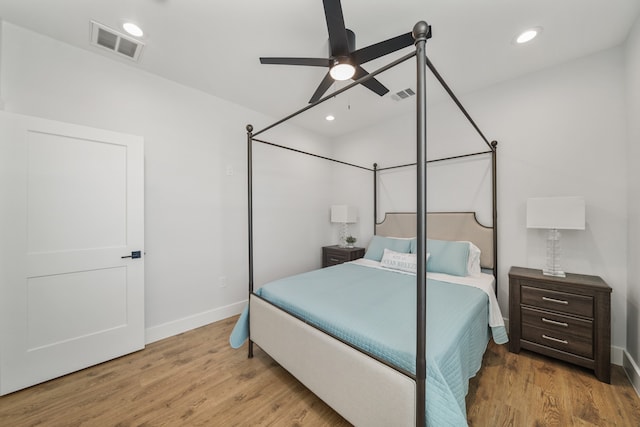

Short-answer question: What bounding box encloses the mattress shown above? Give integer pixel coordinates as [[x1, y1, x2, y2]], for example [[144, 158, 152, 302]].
[[231, 261, 508, 426]]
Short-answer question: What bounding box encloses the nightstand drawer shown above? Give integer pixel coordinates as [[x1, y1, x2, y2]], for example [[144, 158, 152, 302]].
[[521, 284, 593, 318], [324, 249, 349, 264], [522, 306, 592, 340], [523, 324, 593, 359], [322, 246, 365, 268]]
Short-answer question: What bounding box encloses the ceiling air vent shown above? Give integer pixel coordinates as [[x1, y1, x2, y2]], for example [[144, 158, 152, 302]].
[[391, 88, 416, 101], [90, 21, 144, 62]]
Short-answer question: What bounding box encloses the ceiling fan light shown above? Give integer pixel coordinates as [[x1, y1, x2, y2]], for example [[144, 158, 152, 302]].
[[330, 62, 355, 81]]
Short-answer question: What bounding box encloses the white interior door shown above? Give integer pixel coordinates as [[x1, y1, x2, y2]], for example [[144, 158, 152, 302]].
[[0, 112, 144, 395]]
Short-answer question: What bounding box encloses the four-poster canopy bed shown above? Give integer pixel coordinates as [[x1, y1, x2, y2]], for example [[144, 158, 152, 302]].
[[231, 21, 507, 426]]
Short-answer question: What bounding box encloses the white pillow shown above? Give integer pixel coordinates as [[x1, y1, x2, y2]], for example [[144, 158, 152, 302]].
[[380, 248, 419, 274], [465, 241, 482, 276]]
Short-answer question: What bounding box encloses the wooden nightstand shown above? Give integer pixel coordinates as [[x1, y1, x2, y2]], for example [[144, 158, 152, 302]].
[[509, 266, 612, 383], [322, 245, 365, 268]]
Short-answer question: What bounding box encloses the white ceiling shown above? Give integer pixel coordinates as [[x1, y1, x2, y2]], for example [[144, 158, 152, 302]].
[[1, 0, 639, 137]]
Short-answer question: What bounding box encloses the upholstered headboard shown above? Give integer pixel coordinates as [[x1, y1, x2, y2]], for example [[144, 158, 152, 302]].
[[375, 212, 494, 269]]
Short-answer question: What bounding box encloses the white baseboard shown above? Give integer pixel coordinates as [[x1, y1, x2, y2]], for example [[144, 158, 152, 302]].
[[145, 300, 247, 344], [623, 350, 640, 398]]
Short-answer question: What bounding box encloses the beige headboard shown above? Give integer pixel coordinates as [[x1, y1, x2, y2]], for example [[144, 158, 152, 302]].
[[375, 212, 494, 269]]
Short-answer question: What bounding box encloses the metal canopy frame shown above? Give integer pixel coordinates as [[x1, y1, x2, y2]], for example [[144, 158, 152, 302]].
[[245, 21, 497, 427]]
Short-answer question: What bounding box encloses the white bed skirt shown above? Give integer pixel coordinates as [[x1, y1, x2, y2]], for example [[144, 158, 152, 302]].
[[250, 295, 416, 426]]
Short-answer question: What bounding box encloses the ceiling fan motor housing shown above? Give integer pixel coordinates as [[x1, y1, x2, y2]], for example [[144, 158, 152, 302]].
[[339, 29, 356, 55]]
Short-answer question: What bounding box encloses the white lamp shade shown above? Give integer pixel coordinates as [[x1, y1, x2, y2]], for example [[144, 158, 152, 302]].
[[526, 197, 585, 230], [331, 205, 357, 223]]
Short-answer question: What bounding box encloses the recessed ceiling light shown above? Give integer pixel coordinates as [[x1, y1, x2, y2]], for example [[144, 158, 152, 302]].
[[123, 22, 144, 37], [326, 115, 335, 121], [515, 27, 542, 44]]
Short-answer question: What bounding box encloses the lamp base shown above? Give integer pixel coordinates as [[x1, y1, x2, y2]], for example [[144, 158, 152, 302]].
[[542, 268, 566, 278], [544, 228, 565, 277], [338, 222, 349, 248]]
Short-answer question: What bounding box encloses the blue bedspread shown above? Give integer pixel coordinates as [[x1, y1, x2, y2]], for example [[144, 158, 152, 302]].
[[230, 262, 508, 426]]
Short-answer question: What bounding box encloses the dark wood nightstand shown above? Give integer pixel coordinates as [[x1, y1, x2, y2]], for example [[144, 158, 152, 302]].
[[509, 266, 612, 383], [322, 245, 365, 268]]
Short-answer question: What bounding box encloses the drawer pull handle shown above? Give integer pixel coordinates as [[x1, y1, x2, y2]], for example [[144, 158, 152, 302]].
[[329, 258, 341, 262], [542, 318, 569, 327], [542, 334, 568, 345], [542, 296, 569, 305]]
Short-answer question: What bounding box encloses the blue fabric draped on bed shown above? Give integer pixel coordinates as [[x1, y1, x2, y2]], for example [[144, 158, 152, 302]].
[[230, 262, 508, 426]]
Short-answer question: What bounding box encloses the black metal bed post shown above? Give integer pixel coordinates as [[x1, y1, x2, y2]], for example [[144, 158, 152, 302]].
[[414, 21, 430, 427], [373, 163, 378, 235], [246, 124, 254, 359], [491, 140, 498, 291]]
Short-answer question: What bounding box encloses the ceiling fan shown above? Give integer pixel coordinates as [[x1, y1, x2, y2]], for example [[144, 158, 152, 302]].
[[259, 0, 415, 103]]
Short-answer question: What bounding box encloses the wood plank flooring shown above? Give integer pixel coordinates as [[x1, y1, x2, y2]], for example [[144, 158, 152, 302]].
[[465, 340, 640, 426], [1, 315, 639, 426]]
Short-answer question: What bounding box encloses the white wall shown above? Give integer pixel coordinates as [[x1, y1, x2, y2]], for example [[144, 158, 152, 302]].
[[331, 94, 495, 240], [251, 125, 335, 285], [333, 47, 629, 350], [481, 48, 627, 353], [0, 20, 3, 108], [0, 22, 333, 342], [625, 14, 640, 389]]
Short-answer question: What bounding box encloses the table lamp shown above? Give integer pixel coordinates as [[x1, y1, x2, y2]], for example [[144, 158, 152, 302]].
[[330, 205, 357, 248], [526, 196, 585, 277]]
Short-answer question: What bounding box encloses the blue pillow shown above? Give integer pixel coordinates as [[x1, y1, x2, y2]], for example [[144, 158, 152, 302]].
[[426, 239, 470, 277], [364, 236, 412, 261], [410, 238, 417, 254]]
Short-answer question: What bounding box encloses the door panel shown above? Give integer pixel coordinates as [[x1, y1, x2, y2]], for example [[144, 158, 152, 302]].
[[27, 267, 128, 350], [0, 112, 144, 395], [27, 131, 127, 253]]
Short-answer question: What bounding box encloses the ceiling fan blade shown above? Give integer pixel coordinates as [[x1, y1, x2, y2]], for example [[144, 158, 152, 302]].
[[260, 57, 332, 67], [309, 72, 335, 103], [353, 66, 389, 97], [323, 0, 350, 56], [351, 32, 414, 65]]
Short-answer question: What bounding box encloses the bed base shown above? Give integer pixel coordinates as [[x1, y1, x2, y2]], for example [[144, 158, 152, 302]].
[[250, 295, 416, 427]]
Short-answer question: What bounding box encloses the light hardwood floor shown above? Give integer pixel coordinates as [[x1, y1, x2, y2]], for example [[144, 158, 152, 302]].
[[1, 315, 639, 426]]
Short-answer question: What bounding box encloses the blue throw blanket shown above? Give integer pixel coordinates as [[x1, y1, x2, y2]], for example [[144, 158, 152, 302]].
[[230, 262, 508, 426]]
